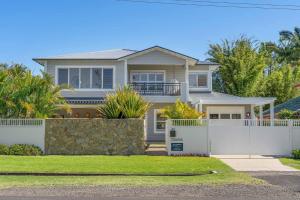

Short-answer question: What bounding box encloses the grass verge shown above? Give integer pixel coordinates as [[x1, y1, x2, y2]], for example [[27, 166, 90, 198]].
[[0, 156, 263, 188], [280, 158, 300, 170], [0, 173, 262, 188]]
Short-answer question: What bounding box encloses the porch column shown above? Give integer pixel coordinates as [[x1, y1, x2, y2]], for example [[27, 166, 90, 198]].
[[259, 105, 263, 126], [124, 59, 128, 86], [185, 60, 189, 100], [250, 104, 255, 120], [270, 102, 274, 126]]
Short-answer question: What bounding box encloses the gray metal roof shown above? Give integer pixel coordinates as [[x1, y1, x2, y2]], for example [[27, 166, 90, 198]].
[[264, 96, 300, 115], [34, 49, 137, 60], [33, 46, 219, 65]]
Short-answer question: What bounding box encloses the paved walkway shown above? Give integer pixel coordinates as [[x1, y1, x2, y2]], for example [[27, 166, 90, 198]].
[[212, 155, 298, 172]]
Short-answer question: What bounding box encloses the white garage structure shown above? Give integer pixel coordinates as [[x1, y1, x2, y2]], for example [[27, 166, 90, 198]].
[[190, 92, 276, 123]]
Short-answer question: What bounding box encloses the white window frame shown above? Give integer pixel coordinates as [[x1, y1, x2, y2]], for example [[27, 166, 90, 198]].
[[207, 106, 245, 120], [154, 109, 166, 134], [188, 71, 211, 91], [130, 70, 166, 83], [55, 65, 116, 91]]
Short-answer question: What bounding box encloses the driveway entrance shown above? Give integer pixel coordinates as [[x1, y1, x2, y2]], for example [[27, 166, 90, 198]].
[[213, 155, 298, 171]]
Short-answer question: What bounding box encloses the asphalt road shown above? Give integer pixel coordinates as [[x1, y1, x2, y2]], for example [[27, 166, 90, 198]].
[[0, 172, 300, 200]]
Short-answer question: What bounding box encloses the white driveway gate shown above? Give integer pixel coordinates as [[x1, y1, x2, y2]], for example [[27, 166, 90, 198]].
[[166, 119, 300, 156]]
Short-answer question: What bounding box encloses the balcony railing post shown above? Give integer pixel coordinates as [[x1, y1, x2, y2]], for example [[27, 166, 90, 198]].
[[129, 82, 181, 96]]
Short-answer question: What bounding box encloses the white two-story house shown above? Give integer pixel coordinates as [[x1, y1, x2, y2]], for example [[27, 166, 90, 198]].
[[34, 46, 276, 142]]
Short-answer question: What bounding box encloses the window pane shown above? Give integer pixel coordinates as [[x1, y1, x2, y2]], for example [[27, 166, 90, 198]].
[[149, 73, 155, 82], [69, 68, 79, 88], [132, 74, 139, 82], [92, 68, 102, 88], [81, 68, 90, 88], [156, 112, 167, 121], [156, 73, 164, 82], [189, 74, 197, 88], [156, 122, 166, 131], [103, 68, 113, 89], [198, 74, 207, 87], [140, 74, 147, 82], [220, 114, 230, 119], [232, 114, 242, 119], [58, 69, 68, 85], [210, 114, 219, 119]]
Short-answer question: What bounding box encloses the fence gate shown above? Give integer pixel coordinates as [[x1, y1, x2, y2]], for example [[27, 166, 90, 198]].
[[166, 119, 300, 156]]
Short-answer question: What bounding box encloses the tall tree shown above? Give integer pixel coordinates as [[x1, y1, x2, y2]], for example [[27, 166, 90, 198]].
[[208, 36, 266, 97], [0, 64, 69, 118], [262, 64, 300, 104], [263, 27, 300, 66]]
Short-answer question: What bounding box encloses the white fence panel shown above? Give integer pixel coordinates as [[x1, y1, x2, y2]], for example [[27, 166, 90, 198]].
[[250, 126, 291, 156], [292, 126, 300, 150], [209, 126, 250, 155], [166, 120, 208, 155], [0, 119, 45, 151], [166, 119, 300, 156]]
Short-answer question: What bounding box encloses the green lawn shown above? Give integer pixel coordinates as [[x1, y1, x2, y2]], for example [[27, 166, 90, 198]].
[[280, 158, 300, 170], [0, 173, 261, 188], [0, 156, 232, 174], [0, 156, 262, 188]]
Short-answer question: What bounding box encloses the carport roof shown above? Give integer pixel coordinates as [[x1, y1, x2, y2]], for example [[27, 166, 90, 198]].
[[189, 92, 276, 106]]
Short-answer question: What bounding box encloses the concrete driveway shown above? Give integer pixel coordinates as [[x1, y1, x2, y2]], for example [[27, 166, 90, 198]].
[[213, 155, 298, 171]]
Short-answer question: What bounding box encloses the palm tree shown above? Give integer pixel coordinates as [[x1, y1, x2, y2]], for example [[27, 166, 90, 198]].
[[273, 27, 300, 65]]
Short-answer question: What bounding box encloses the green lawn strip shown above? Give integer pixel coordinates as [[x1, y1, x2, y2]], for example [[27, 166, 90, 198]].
[[0, 173, 262, 188], [280, 158, 300, 170], [0, 156, 232, 175]]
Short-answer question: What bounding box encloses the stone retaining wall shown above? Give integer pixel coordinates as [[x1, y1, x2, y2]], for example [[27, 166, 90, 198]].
[[45, 119, 145, 155]]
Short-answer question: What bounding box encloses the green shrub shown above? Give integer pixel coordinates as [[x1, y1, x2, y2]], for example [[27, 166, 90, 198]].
[[98, 86, 151, 119], [0, 144, 9, 155], [9, 144, 43, 156], [278, 109, 295, 119], [162, 100, 205, 119], [292, 149, 300, 159]]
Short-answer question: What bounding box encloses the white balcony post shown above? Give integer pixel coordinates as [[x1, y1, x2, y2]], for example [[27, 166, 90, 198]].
[[270, 102, 274, 126], [259, 105, 263, 126], [185, 60, 189, 101], [199, 102, 203, 112], [180, 82, 188, 102], [124, 59, 128, 86]]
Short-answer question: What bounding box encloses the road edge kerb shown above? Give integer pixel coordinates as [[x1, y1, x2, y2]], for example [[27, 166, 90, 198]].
[[0, 171, 214, 176]]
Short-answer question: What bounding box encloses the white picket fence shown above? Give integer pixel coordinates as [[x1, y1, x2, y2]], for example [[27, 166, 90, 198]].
[[166, 119, 300, 156], [0, 119, 45, 151]]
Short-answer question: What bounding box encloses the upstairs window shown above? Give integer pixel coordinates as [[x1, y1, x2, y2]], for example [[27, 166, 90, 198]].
[[131, 72, 164, 83], [57, 67, 114, 89], [189, 72, 208, 88]]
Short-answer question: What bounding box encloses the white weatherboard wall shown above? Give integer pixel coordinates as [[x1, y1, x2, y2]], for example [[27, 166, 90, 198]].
[[166, 119, 300, 156], [0, 119, 45, 151]]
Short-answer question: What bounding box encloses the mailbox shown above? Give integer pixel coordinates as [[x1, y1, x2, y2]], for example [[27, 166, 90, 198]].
[[170, 128, 176, 137]]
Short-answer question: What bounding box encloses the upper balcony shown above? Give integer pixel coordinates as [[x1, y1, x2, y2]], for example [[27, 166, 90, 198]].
[[129, 82, 181, 96], [128, 82, 188, 103]]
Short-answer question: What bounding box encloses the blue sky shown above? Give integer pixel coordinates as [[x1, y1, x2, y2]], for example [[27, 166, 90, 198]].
[[0, 0, 299, 74]]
